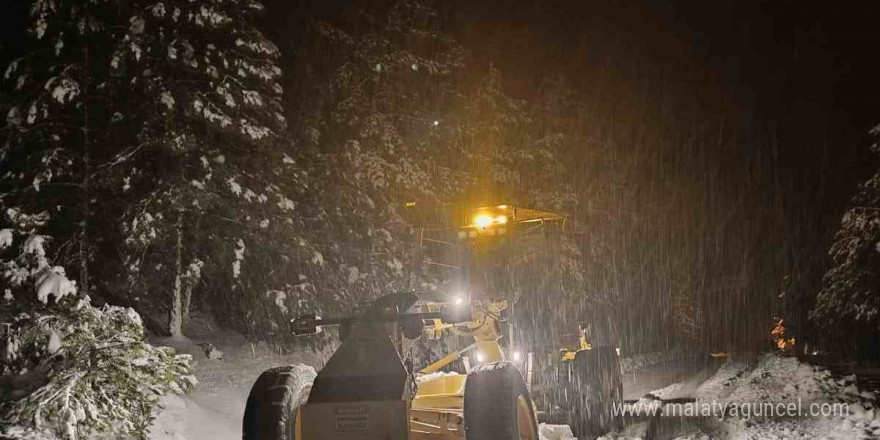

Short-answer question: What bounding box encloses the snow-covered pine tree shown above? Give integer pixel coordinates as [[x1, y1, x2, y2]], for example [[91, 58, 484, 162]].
[[1, 0, 124, 295], [108, 0, 292, 337], [812, 124, 880, 328], [0, 220, 194, 440], [293, 0, 466, 305]]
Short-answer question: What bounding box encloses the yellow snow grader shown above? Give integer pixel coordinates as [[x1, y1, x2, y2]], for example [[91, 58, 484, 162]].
[[242, 205, 622, 440]]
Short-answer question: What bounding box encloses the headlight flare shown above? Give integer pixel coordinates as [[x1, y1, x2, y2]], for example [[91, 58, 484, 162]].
[[473, 214, 493, 228]]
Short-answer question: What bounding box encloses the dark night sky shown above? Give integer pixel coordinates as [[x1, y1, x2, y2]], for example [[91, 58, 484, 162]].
[[255, 0, 880, 188], [461, 0, 879, 145], [4, 0, 877, 164]]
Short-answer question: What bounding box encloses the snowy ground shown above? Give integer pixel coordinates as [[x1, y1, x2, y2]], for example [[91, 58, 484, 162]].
[[622, 351, 719, 401], [147, 321, 331, 440], [597, 353, 880, 440], [147, 329, 878, 440]]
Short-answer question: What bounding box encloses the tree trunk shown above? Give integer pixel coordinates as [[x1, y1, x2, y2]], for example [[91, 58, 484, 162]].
[[79, 46, 91, 295], [169, 209, 184, 338], [182, 216, 202, 325], [182, 282, 193, 325]]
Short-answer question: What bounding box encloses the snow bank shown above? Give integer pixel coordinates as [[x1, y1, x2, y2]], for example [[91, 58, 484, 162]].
[[538, 423, 575, 440], [146, 321, 331, 440], [695, 354, 869, 407], [0, 426, 60, 440], [693, 354, 879, 440], [149, 395, 189, 440], [600, 354, 880, 439]]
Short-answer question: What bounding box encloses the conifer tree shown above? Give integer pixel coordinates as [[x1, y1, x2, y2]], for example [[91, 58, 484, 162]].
[[108, 0, 291, 337], [812, 125, 880, 328]]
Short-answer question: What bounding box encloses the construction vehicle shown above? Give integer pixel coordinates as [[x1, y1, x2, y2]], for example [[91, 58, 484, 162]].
[[242, 204, 622, 440]]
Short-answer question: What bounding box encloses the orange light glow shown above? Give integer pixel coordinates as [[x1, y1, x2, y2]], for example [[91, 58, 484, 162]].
[[474, 214, 493, 228]]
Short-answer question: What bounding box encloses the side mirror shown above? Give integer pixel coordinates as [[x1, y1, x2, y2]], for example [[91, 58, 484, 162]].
[[291, 314, 318, 335]]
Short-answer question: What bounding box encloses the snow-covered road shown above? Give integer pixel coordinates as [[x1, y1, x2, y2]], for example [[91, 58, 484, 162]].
[[148, 331, 328, 440], [622, 353, 723, 402], [148, 333, 878, 440], [148, 333, 724, 440]]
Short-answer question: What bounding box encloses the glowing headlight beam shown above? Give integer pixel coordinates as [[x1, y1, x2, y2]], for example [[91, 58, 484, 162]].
[[474, 214, 493, 228]]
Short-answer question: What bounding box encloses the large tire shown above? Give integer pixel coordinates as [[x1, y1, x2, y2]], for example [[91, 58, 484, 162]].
[[243, 364, 317, 440], [568, 348, 623, 438], [464, 362, 539, 440]]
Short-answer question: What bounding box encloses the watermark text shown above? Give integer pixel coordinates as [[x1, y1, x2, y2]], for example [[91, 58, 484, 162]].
[[613, 399, 849, 421]]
